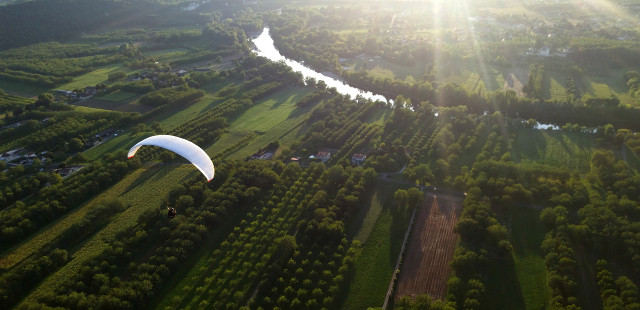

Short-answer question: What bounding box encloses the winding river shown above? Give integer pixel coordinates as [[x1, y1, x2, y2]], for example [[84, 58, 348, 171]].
[[252, 28, 388, 102], [251, 28, 568, 131]]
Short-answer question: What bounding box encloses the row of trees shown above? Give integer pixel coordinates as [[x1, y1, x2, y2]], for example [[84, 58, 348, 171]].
[[523, 64, 545, 100], [448, 187, 512, 310], [0, 151, 141, 244], [595, 260, 640, 310], [540, 206, 582, 310], [21, 160, 283, 310]]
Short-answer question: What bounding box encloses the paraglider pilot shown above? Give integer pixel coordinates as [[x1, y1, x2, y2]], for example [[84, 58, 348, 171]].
[[167, 207, 177, 219]]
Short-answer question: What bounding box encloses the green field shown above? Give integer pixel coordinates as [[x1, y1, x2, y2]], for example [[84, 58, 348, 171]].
[[0, 81, 48, 96], [97, 90, 140, 102], [546, 74, 567, 101], [206, 87, 314, 158], [442, 63, 505, 93], [511, 128, 595, 173], [57, 63, 143, 91], [506, 207, 548, 310], [83, 81, 233, 161], [73, 98, 153, 113], [142, 47, 188, 61], [581, 75, 636, 106], [340, 181, 412, 310], [20, 165, 199, 304], [344, 58, 426, 82], [440, 68, 474, 86]]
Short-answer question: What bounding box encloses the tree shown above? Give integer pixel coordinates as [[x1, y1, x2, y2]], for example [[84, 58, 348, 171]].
[[407, 187, 423, 207], [394, 189, 408, 207], [176, 195, 194, 209], [151, 121, 164, 134], [317, 80, 327, 91], [305, 77, 316, 87], [37, 93, 53, 101], [540, 207, 557, 227], [131, 123, 146, 135], [69, 138, 84, 152], [494, 55, 510, 67], [48, 173, 63, 185], [159, 151, 175, 163]]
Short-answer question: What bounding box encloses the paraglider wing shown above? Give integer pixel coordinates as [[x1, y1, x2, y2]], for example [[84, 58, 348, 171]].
[[128, 135, 215, 181]]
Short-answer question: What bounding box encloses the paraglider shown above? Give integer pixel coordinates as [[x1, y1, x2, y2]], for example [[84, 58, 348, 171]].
[[127, 135, 215, 181], [167, 207, 177, 219]]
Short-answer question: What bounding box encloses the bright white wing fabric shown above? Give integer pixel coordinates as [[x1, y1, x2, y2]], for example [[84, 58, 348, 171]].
[[128, 135, 215, 181]]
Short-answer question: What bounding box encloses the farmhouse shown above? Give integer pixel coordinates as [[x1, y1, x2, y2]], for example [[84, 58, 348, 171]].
[[251, 150, 267, 160], [351, 153, 366, 165], [316, 151, 331, 162]]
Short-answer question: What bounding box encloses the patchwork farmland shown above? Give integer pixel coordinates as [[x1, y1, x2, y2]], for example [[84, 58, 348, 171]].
[[395, 193, 464, 301]]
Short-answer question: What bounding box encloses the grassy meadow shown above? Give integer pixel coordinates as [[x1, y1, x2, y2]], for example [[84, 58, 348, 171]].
[[97, 90, 140, 102], [340, 181, 412, 310], [506, 207, 549, 310], [511, 128, 596, 173], [57, 63, 145, 91], [206, 86, 314, 158]]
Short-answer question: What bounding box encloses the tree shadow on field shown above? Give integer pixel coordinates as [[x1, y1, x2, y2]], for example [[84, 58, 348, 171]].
[[485, 254, 527, 310]]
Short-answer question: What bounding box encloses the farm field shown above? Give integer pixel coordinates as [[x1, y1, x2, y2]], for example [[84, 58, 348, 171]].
[[484, 207, 548, 310], [581, 75, 637, 106], [394, 193, 463, 301], [340, 181, 412, 310], [57, 63, 144, 91], [0, 81, 48, 96], [474, 67, 506, 93], [440, 68, 474, 86], [0, 167, 159, 270], [545, 73, 567, 101], [210, 87, 315, 158], [96, 90, 140, 102], [511, 128, 596, 173], [18, 165, 198, 305], [503, 67, 529, 97], [83, 82, 231, 161], [150, 200, 251, 310], [343, 57, 427, 82], [73, 98, 153, 113], [141, 47, 188, 61]]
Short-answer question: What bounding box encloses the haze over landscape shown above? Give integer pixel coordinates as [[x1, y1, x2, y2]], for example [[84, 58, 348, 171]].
[[1, 1, 640, 310]]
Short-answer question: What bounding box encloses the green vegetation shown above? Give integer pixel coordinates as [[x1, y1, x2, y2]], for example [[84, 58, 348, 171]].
[[511, 128, 596, 173], [4, 2, 640, 310], [505, 207, 548, 310], [96, 91, 140, 102], [341, 182, 410, 310]]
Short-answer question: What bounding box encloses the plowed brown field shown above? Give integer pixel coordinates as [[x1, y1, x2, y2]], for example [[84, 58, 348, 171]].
[[394, 193, 464, 301]]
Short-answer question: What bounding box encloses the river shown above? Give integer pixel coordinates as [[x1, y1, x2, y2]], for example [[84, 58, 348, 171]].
[[251, 28, 570, 131], [252, 28, 388, 102]]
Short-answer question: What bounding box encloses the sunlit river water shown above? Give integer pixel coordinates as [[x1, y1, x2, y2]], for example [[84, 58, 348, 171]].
[[252, 28, 388, 102]]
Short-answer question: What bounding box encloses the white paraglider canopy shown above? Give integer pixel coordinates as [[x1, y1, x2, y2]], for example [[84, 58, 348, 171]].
[[128, 135, 215, 181]]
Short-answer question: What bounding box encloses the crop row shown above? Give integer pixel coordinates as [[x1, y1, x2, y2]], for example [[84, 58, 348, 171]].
[[174, 163, 327, 309]]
